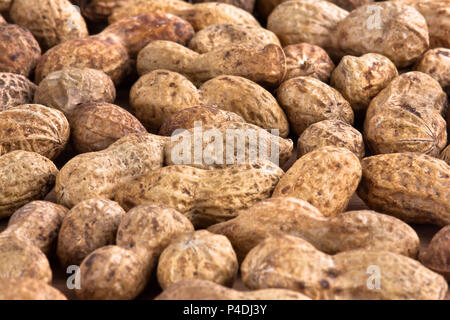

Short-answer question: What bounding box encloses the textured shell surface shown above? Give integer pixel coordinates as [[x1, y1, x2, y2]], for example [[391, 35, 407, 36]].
[[0, 104, 70, 160], [0, 151, 58, 219], [0, 73, 37, 112]]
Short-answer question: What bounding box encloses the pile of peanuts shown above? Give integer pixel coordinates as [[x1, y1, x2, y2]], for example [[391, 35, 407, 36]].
[[0, 0, 449, 300]]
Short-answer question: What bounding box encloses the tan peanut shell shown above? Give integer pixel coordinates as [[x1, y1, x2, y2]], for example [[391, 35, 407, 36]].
[[0, 24, 41, 77], [241, 235, 448, 300], [77, 245, 147, 300], [209, 197, 420, 261], [189, 23, 280, 54], [0, 151, 58, 219], [267, 0, 348, 49], [277, 76, 354, 136], [70, 102, 147, 153], [55, 133, 168, 208], [164, 122, 294, 168], [109, 2, 260, 31], [157, 230, 238, 289], [137, 41, 287, 88], [159, 106, 245, 136], [156, 279, 311, 300], [0, 0, 8, 12], [335, 2, 429, 68], [331, 53, 398, 113], [0, 234, 52, 283], [199, 76, 290, 137], [272, 147, 362, 217], [5, 201, 68, 255], [9, 0, 88, 50], [358, 153, 450, 226], [57, 199, 126, 267], [100, 13, 194, 58], [130, 70, 202, 132], [0, 14, 5, 24], [420, 225, 450, 280], [0, 278, 67, 300], [441, 145, 450, 165], [397, 0, 450, 49], [34, 67, 116, 118], [364, 72, 447, 156], [0, 73, 37, 112], [283, 43, 335, 83], [297, 120, 365, 159], [115, 162, 284, 227], [414, 48, 450, 94], [116, 204, 194, 264], [0, 104, 70, 160], [35, 34, 129, 85]]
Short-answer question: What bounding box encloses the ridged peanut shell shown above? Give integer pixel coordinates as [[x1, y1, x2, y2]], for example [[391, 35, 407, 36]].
[[277, 76, 354, 135], [0, 104, 70, 160], [331, 53, 398, 112], [0, 24, 41, 77], [10, 0, 88, 50], [5, 201, 68, 255], [193, 0, 255, 12], [199, 75, 290, 137], [115, 162, 284, 227], [272, 147, 362, 217], [130, 70, 202, 132], [189, 23, 280, 54], [0, 151, 58, 219], [267, 0, 348, 49], [241, 235, 448, 300], [283, 43, 335, 83], [414, 48, 450, 94], [57, 199, 126, 267], [0, 234, 52, 283], [165, 122, 294, 168], [116, 205, 194, 266], [157, 230, 238, 289], [55, 133, 168, 208], [156, 279, 311, 300], [420, 225, 450, 280], [34, 67, 116, 118], [0, 278, 67, 300], [358, 153, 450, 226], [209, 197, 419, 261], [35, 34, 129, 85], [159, 106, 245, 136], [0, 73, 37, 112], [70, 102, 147, 153], [297, 120, 364, 159], [137, 41, 287, 88], [335, 2, 429, 67]]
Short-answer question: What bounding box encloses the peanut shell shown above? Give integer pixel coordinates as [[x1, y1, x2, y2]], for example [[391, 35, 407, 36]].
[[420, 225, 450, 280], [241, 235, 448, 300], [414, 48, 450, 94], [0, 24, 41, 77], [115, 162, 284, 227], [0, 104, 70, 160], [277, 76, 354, 136], [70, 102, 147, 153], [0, 151, 58, 219], [157, 230, 238, 289], [10, 0, 88, 50], [358, 152, 450, 226], [441, 145, 450, 165], [57, 199, 126, 267], [272, 147, 362, 217], [34, 67, 116, 118], [0, 72, 37, 112], [0, 278, 67, 300]]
